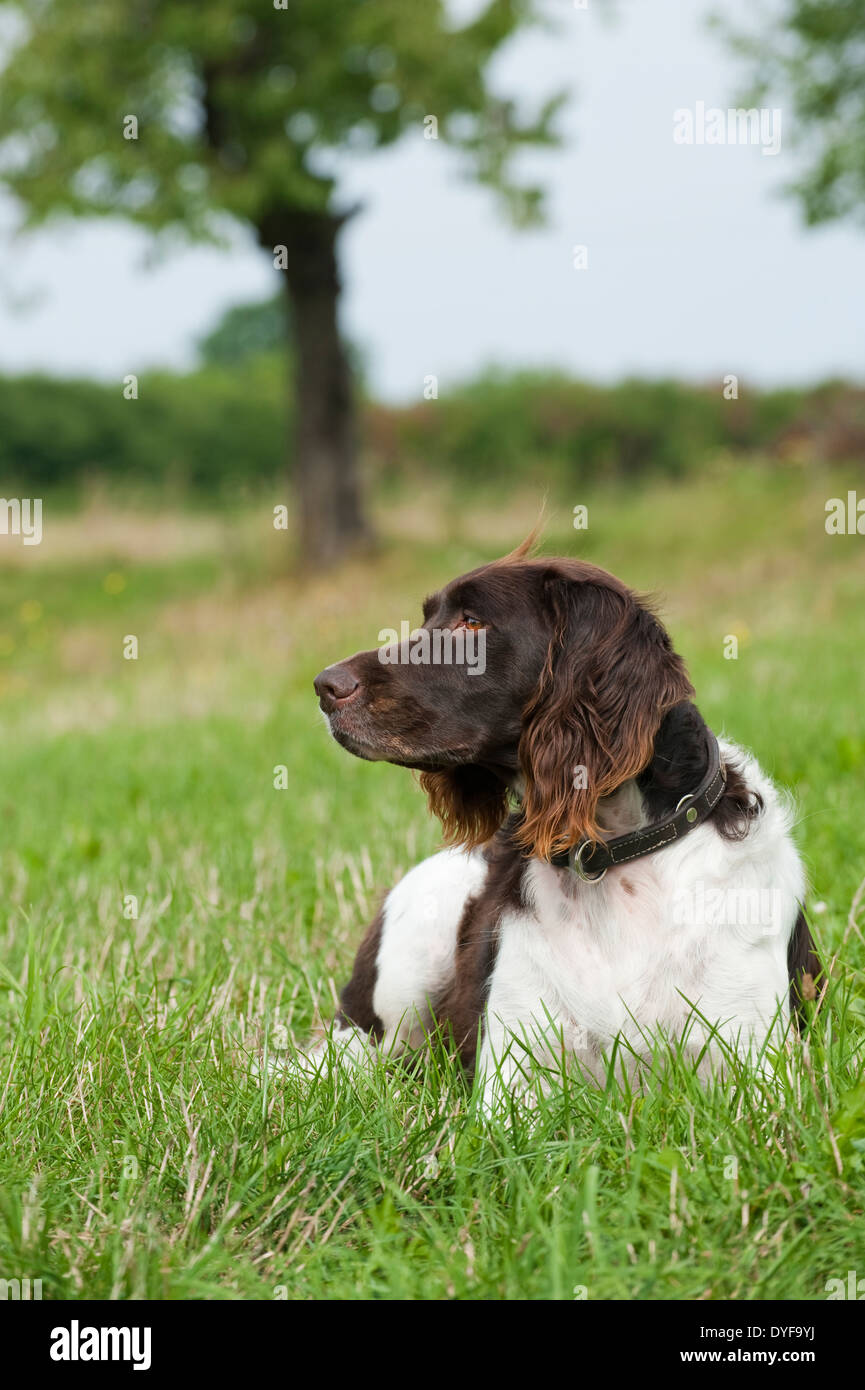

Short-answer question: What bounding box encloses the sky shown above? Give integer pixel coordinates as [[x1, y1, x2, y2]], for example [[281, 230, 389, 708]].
[[0, 0, 862, 403]]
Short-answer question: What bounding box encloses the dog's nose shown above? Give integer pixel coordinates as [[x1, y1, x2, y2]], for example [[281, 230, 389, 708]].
[[314, 665, 360, 711]]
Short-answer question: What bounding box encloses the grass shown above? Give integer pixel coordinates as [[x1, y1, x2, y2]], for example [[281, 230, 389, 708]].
[[0, 460, 863, 1301]]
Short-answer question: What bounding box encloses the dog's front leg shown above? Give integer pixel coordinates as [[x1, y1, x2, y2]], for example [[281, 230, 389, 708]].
[[297, 848, 491, 1075], [474, 936, 567, 1113]]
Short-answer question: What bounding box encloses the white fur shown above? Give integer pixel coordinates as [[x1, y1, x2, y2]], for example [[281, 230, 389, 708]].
[[310, 741, 806, 1108], [372, 846, 489, 1046], [478, 741, 804, 1106]]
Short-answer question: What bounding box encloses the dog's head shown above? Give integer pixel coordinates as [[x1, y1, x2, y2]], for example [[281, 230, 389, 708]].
[[314, 546, 693, 858]]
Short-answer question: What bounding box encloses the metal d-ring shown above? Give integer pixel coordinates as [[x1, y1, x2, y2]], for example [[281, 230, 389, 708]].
[[675, 792, 699, 824], [571, 840, 608, 883]]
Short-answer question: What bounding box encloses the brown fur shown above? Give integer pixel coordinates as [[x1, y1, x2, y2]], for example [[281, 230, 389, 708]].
[[418, 557, 694, 859], [337, 908, 385, 1039], [432, 820, 527, 1069], [787, 907, 822, 1026], [513, 560, 693, 858], [418, 765, 511, 851]]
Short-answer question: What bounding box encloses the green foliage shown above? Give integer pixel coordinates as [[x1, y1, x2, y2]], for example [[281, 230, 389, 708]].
[[0, 358, 286, 492], [720, 0, 865, 225], [194, 293, 370, 381], [2, 364, 865, 493], [0, 0, 561, 236], [197, 295, 288, 367], [378, 371, 865, 482]]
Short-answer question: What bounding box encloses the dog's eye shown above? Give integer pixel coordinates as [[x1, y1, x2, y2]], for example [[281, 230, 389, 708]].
[[459, 614, 485, 630]]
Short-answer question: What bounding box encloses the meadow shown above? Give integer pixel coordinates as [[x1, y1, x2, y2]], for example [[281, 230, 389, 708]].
[[0, 460, 863, 1301]]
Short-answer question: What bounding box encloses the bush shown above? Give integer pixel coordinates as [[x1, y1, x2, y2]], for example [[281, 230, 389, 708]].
[[0, 357, 287, 495], [0, 362, 862, 496], [366, 370, 863, 485]]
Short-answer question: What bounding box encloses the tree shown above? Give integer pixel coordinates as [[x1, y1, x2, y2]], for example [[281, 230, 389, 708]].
[[721, 0, 865, 226], [0, 1, 560, 565], [197, 295, 287, 368]]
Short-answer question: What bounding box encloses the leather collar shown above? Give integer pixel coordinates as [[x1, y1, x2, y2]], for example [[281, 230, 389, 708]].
[[550, 732, 727, 881]]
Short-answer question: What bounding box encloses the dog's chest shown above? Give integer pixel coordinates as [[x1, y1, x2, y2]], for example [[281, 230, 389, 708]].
[[488, 827, 793, 1054], [522, 857, 706, 1037]]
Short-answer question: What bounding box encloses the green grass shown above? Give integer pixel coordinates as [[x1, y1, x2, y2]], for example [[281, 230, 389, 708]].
[[0, 462, 863, 1300]]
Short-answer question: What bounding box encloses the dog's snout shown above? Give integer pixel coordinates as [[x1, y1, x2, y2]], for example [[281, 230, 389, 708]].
[[314, 664, 360, 712]]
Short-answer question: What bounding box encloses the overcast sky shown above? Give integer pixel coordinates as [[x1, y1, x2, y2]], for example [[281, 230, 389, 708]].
[[0, 0, 862, 402]]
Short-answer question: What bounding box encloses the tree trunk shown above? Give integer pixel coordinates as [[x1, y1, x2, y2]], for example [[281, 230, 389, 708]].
[[258, 207, 371, 567]]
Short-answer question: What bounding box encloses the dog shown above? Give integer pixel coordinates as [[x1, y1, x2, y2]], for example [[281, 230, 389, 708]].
[[309, 542, 819, 1106]]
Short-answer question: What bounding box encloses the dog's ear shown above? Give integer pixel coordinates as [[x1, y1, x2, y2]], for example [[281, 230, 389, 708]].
[[517, 572, 693, 859], [418, 765, 509, 850]]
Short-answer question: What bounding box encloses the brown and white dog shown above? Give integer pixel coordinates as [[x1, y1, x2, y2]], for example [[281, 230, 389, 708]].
[[309, 543, 818, 1106]]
